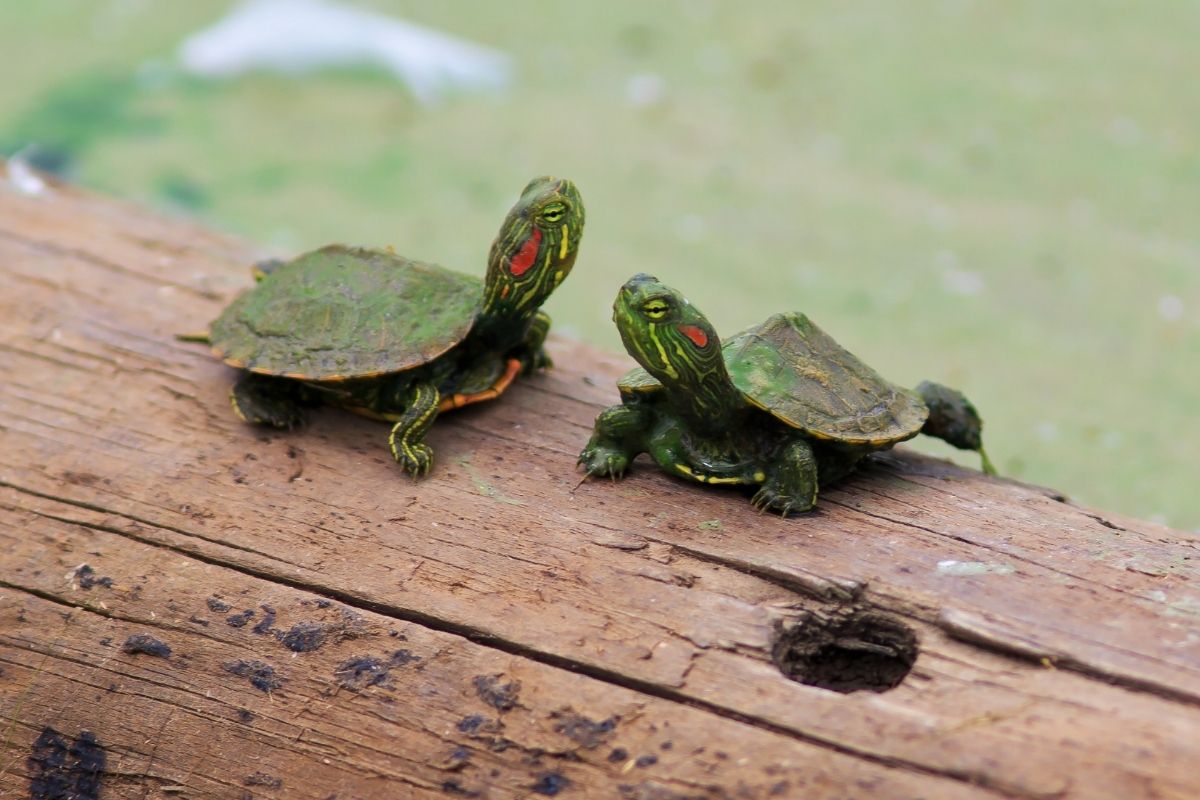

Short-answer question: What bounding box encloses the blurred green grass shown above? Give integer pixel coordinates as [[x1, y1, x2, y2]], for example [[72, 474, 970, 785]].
[[2, 1, 1197, 528]]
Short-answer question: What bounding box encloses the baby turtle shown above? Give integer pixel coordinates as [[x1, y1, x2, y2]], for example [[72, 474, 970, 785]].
[[579, 274, 994, 514], [202, 176, 584, 477]]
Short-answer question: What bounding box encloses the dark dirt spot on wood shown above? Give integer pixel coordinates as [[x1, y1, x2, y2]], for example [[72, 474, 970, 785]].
[[551, 709, 618, 749], [279, 622, 327, 652], [252, 604, 277, 635], [121, 634, 171, 658], [223, 660, 282, 692], [442, 779, 482, 797], [28, 727, 106, 800], [226, 609, 255, 628], [473, 674, 521, 711], [331, 649, 418, 691], [456, 715, 488, 734], [531, 772, 570, 796], [244, 772, 283, 788], [73, 564, 113, 590], [207, 596, 232, 612]]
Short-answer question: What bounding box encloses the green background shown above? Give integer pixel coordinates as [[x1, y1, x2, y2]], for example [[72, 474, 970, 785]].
[[3, 1, 1197, 528]]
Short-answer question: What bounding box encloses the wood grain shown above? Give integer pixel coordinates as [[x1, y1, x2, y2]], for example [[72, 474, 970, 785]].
[[1, 169, 1198, 799]]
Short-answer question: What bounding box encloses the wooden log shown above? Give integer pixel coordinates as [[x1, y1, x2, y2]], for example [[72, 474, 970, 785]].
[[1, 168, 1198, 799]]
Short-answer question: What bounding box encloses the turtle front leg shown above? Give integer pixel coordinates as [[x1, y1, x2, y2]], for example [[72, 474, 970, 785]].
[[752, 438, 819, 516], [388, 382, 440, 478], [914, 380, 996, 475], [518, 311, 553, 374], [579, 403, 649, 479], [230, 373, 309, 430]]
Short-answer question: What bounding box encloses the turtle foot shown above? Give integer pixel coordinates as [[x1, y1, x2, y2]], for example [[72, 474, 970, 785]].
[[750, 485, 816, 517], [229, 382, 306, 431], [393, 442, 433, 479], [577, 446, 629, 480]]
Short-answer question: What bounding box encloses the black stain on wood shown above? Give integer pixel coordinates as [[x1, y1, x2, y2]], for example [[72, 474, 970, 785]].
[[472, 674, 521, 712], [73, 564, 112, 590], [226, 609, 255, 628], [28, 727, 106, 800], [531, 772, 569, 796], [456, 715, 488, 734], [252, 605, 277, 635], [333, 656, 390, 690], [244, 772, 283, 788], [332, 649, 421, 690], [279, 622, 326, 652], [121, 634, 171, 658], [552, 710, 618, 749], [223, 660, 282, 692], [207, 596, 232, 613]]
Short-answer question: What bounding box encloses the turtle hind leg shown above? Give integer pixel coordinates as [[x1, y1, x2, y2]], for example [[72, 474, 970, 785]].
[[230, 373, 309, 430], [752, 439, 819, 516], [915, 380, 996, 475], [389, 382, 440, 478]]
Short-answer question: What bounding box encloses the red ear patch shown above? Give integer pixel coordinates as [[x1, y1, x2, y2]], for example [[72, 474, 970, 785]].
[[508, 228, 542, 276], [677, 324, 709, 347]]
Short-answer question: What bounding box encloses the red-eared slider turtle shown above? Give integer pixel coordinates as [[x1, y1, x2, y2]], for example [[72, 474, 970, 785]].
[[203, 176, 584, 477], [578, 274, 994, 514]]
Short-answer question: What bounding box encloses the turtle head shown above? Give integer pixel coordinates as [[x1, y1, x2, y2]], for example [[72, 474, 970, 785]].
[[484, 176, 585, 317], [614, 274, 738, 425]]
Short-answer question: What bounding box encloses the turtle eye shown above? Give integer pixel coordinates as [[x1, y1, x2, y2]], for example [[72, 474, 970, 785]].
[[540, 203, 567, 224], [643, 299, 671, 319]]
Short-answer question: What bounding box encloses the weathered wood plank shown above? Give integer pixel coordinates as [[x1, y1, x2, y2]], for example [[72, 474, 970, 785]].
[[2, 172, 1199, 798], [4, 502, 986, 800]]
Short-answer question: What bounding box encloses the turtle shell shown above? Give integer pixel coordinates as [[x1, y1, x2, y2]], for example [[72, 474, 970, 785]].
[[618, 312, 928, 446], [210, 245, 481, 381]]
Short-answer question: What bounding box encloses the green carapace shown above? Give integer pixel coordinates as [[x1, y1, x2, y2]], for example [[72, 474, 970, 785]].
[[204, 176, 584, 477], [579, 274, 995, 515]]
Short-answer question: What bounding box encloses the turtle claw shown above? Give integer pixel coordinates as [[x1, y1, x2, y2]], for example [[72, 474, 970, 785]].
[[577, 446, 629, 481], [750, 486, 814, 517], [395, 443, 433, 479]]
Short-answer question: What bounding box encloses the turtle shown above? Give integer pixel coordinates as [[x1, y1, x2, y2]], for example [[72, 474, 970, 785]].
[[199, 175, 584, 477], [578, 274, 995, 515]]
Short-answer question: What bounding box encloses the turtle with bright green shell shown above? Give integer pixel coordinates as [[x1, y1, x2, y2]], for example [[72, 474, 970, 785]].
[[579, 274, 995, 515], [202, 176, 584, 477]]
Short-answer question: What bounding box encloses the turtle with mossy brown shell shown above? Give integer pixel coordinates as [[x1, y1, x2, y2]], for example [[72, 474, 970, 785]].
[[578, 274, 994, 515], [194, 176, 584, 477]]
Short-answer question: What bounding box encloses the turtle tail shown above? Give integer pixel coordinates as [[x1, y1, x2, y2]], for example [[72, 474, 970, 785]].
[[175, 331, 211, 344], [914, 380, 996, 476]]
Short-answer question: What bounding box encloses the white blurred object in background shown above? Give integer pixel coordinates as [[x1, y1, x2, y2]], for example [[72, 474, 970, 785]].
[[178, 0, 512, 104]]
